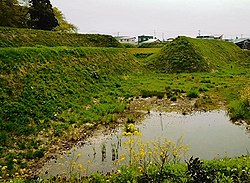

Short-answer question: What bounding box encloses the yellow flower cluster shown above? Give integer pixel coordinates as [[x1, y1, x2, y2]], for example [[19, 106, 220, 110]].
[[122, 123, 142, 136], [120, 136, 189, 171]]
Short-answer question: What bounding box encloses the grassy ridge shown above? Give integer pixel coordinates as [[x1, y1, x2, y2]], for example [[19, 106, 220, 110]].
[[0, 47, 139, 135], [147, 36, 250, 73], [0, 27, 122, 48]]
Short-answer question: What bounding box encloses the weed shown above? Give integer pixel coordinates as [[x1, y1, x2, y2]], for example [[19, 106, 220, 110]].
[[170, 95, 177, 101], [187, 89, 199, 98], [228, 99, 250, 121]]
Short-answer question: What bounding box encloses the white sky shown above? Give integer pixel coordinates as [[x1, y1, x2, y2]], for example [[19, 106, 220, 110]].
[[50, 0, 250, 39]]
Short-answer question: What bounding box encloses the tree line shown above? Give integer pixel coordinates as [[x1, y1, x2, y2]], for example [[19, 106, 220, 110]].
[[0, 0, 77, 32]]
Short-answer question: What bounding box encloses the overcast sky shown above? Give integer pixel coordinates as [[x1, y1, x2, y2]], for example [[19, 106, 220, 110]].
[[50, 0, 250, 39]]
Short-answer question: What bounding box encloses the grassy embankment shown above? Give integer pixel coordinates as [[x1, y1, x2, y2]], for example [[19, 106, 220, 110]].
[[1, 29, 250, 181], [0, 27, 122, 48], [0, 46, 142, 178], [0, 28, 139, 179]]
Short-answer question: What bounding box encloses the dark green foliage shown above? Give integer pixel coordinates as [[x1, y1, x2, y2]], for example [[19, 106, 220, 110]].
[[139, 42, 166, 48], [29, 0, 58, 30], [0, 27, 122, 48], [0, 131, 8, 146], [186, 157, 215, 183], [0, 0, 29, 28]]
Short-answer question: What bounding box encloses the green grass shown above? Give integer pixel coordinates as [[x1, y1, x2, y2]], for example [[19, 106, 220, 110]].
[[0, 27, 122, 48], [7, 156, 250, 182], [1, 32, 250, 180], [0, 46, 139, 134], [0, 46, 141, 176], [146, 36, 250, 73], [138, 42, 167, 48]]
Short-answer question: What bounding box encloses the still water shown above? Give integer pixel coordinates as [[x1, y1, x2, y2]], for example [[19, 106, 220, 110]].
[[41, 110, 250, 178]]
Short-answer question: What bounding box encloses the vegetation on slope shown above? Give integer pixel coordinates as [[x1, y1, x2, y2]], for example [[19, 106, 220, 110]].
[[0, 27, 122, 48], [187, 37, 250, 70], [0, 46, 139, 177], [147, 36, 250, 73], [1, 33, 250, 181]]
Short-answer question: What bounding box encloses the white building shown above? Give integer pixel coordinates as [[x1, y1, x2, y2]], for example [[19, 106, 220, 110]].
[[115, 36, 137, 44]]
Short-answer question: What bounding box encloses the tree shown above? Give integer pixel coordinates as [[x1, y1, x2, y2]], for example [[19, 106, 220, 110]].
[[53, 7, 78, 33], [29, 0, 58, 30], [0, 0, 29, 27]]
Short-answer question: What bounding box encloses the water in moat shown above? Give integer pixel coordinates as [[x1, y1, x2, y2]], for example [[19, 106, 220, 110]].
[[41, 110, 250, 178]]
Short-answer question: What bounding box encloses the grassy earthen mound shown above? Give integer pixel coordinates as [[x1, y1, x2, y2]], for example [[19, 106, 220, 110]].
[[147, 36, 249, 73]]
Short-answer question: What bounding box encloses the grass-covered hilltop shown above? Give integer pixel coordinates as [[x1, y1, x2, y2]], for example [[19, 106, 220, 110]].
[[146, 36, 250, 73], [1, 28, 250, 182]]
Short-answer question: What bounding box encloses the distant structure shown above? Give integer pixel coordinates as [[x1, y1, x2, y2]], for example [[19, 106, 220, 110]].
[[138, 35, 154, 44], [115, 36, 136, 44], [196, 34, 223, 40], [232, 38, 250, 50], [140, 38, 161, 44]]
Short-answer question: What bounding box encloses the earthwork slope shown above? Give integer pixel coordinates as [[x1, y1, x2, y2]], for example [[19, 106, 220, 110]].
[[0, 27, 122, 48], [147, 36, 250, 73]]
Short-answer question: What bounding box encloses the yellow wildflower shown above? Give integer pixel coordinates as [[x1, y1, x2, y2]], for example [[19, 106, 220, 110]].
[[134, 131, 142, 136], [78, 164, 83, 170], [122, 131, 127, 136], [116, 170, 121, 174], [126, 132, 132, 136], [1, 166, 7, 171]]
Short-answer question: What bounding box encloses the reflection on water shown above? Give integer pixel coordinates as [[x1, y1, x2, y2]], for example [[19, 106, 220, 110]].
[[41, 110, 250, 178]]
